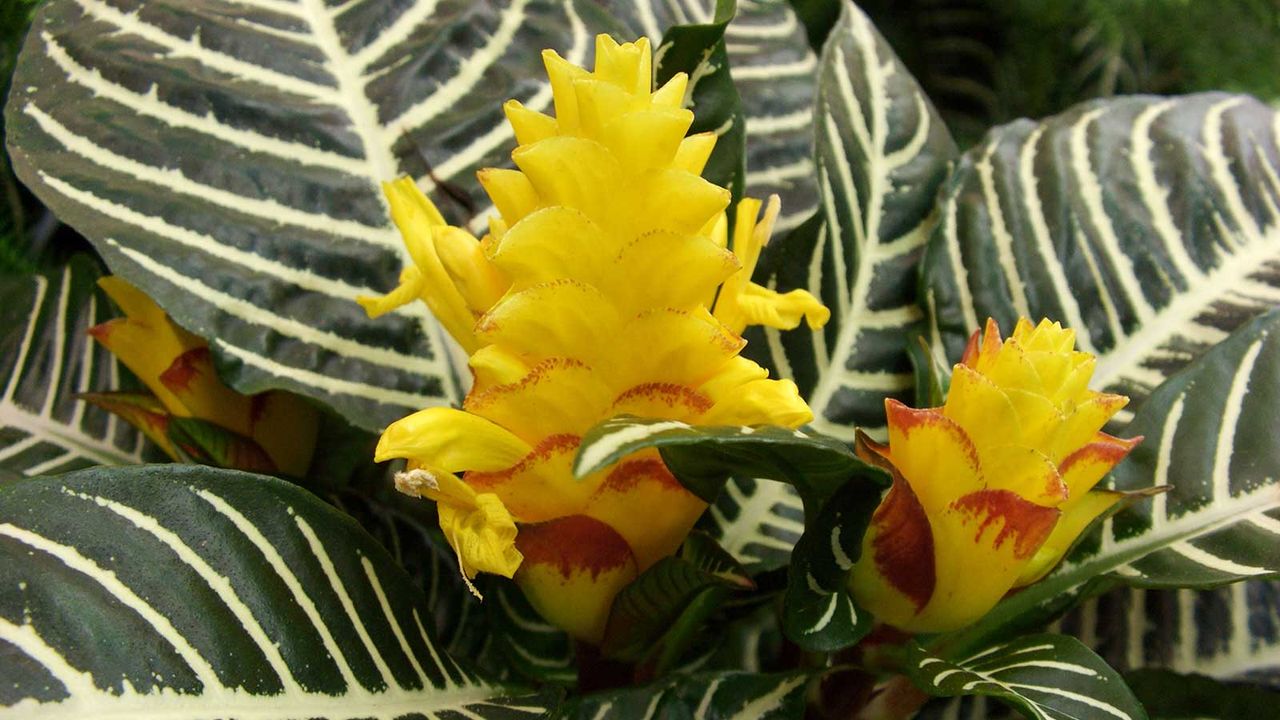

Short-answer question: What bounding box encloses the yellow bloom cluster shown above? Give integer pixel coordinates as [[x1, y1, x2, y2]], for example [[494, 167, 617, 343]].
[[363, 35, 828, 642], [849, 318, 1138, 633]]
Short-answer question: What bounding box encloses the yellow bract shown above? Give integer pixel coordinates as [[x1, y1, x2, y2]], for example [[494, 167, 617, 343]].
[[848, 318, 1138, 633], [364, 34, 828, 642]]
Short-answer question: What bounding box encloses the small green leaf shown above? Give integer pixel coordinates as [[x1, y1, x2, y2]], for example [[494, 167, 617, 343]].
[[907, 335, 951, 408], [654, 0, 744, 202], [908, 634, 1149, 720], [603, 531, 753, 662], [782, 479, 881, 652]]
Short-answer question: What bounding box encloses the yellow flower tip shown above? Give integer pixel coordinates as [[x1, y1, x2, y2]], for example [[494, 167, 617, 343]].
[[849, 316, 1139, 633]]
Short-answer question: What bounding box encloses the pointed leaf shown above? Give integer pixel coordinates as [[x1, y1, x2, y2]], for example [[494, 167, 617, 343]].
[[747, 0, 958, 439], [908, 634, 1148, 720]]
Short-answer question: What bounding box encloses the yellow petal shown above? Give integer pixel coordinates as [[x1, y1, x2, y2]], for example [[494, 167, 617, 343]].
[[672, 132, 716, 175], [730, 283, 830, 335], [1016, 489, 1123, 586], [357, 265, 426, 319], [586, 455, 706, 569], [503, 99, 559, 146], [382, 178, 480, 352], [432, 225, 509, 315], [477, 168, 541, 227], [700, 377, 813, 428], [375, 407, 531, 471], [465, 357, 613, 441], [396, 468, 523, 598], [476, 280, 618, 360]]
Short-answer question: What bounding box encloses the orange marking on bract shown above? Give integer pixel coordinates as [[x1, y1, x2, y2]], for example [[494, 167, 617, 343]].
[[871, 477, 936, 612], [467, 433, 580, 489], [159, 347, 213, 393], [885, 400, 982, 473], [951, 489, 1059, 560], [599, 457, 681, 493], [1059, 434, 1142, 475], [611, 382, 713, 414], [465, 357, 589, 412], [516, 514, 634, 579]]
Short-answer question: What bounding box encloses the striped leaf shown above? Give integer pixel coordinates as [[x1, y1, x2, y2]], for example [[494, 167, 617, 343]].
[[0, 464, 547, 718], [1125, 669, 1280, 719], [1054, 581, 1280, 686], [5, 0, 820, 432], [703, 476, 805, 572], [943, 307, 1280, 659], [908, 634, 1147, 720], [923, 92, 1280, 428], [746, 0, 958, 440], [558, 669, 811, 719], [0, 256, 158, 477], [328, 486, 576, 685]]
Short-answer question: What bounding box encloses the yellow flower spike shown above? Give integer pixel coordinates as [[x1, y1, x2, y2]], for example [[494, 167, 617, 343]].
[[370, 33, 830, 642], [395, 467, 523, 599], [90, 277, 318, 476], [848, 318, 1140, 633]]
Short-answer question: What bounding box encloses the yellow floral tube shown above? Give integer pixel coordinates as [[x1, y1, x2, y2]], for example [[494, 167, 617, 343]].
[[847, 318, 1140, 633], [366, 34, 828, 643]]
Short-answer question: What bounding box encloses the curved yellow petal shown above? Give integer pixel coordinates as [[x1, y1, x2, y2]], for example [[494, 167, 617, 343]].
[[376, 407, 531, 471]]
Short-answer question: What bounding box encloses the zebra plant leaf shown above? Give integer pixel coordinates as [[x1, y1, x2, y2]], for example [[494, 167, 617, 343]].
[[924, 92, 1280, 427], [1125, 669, 1280, 719], [942, 307, 1280, 658], [0, 464, 547, 718], [703, 475, 806, 572], [908, 634, 1148, 720], [0, 256, 158, 477], [5, 0, 819, 432], [1055, 581, 1280, 688], [747, 0, 958, 440], [557, 669, 812, 719]]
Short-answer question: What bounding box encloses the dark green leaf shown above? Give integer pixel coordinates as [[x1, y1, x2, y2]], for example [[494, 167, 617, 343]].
[[0, 464, 546, 717], [603, 531, 752, 662], [655, 0, 744, 202], [908, 634, 1148, 720], [574, 416, 881, 508], [1125, 670, 1280, 719]]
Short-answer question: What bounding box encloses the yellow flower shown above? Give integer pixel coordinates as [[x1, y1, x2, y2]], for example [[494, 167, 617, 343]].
[[89, 276, 318, 476], [848, 318, 1139, 633], [364, 35, 828, 643]]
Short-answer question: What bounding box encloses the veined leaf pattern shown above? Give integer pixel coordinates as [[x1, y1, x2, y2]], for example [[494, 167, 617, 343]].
[[560, 669, 811, 719], [0, 465, 548, 718], [748, 0, 957, 440], [0, 256, 157, 477], [909, 634, 1147, 720], [925, 92, 1280, 427], [6, 0, 820, 432]]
